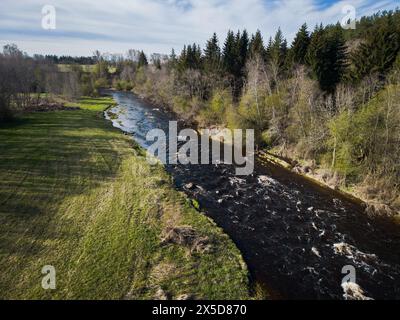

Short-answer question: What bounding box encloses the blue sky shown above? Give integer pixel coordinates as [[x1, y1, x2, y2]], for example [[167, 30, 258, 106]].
[[0, 0, 398, 56]]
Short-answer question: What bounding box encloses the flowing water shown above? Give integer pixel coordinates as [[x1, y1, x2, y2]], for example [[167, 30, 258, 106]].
[[105, 91, 400, 300]]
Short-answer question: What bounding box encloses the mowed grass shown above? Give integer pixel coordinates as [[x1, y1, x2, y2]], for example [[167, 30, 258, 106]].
[[0, 97, 249, 300]]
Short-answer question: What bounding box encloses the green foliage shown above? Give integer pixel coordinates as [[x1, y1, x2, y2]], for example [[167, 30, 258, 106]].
[[351, 20, 400, 81], [138, 50, 148, 68], [204, 33, 221, 73], [328, 85, 400, 183], [115, 80, 133, 91], [307, 25, 347, 92], [0, 97, 250, 300], [198, 89, 232, 125], [221, 30, 250, 96], [122, 9, 400, 209], [179, 44, 202, 70], [290, 23, 311, 65], [249, 30, 265, 59], [94, 77, 109, 89], [268, 28, 288, 69], [327, 111, 356, 176], [236, 90, 286, 144], [223, 30, 238, 76], [191, 199, 201, 211]]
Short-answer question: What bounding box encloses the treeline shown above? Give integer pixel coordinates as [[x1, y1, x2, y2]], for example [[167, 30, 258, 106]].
[[0, 45, 82, 121], [104, 9, 400, 210], [1, 9, 399, 211], [41, 55, 96, 65]]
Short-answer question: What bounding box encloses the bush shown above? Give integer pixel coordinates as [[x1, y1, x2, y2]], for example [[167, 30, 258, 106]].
[[327, 84, 400, 184], [198, 89, 232, 126], [114, 80, 133, 91], [94, 77, 109, 90]]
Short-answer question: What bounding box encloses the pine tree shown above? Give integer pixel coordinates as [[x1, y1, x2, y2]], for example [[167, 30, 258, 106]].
[[306, 25, 347, 92], [265, 37, 273, 62], [138, 51, 148, 68], [291, 23, 311, 65], [223, 30, 237, 75], [204, 33, 221, 72], [351, 16, 400, 80], [249, 30, 265, 59], [239, 30, 249, 69], [223, 30, 249, 97], [180, 44, 202, 70], [269, 28, 288, 72], [168, 48, 178, 69]]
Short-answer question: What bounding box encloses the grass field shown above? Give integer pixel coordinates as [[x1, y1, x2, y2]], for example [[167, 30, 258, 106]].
[[0, 97, 249, 300]]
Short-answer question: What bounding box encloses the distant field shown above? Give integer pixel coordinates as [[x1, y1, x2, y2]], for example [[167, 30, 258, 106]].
[[57, 64, 117, 74], [57, 64, 95, 73], [0, 97, 249, 299]]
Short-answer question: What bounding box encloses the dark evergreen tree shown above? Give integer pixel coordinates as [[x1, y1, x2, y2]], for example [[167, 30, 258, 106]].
[[204, 33, 221, 72], [138, 51, 148, 68], [350, 16, 400, 81], [249, 30, 265, 59], [180, 44, 202, 70], [239, 29, 249, 69], [178, 45, 187, 70], [269, 28, 288, 73], [307, 25, 347, 92], [170, 48, 177, 63], [265, 37, 273, 62], [290, 23, 311, 65], [223, 30, 237, 76]]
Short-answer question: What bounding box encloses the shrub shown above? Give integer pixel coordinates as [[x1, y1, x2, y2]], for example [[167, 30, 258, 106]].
[[198, 89, 232, 126]]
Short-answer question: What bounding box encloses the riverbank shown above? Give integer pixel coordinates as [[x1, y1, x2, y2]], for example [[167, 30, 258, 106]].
[[260, 149, 400, 221], [104, 90, 400, 299], [0, 96, 250, 300]]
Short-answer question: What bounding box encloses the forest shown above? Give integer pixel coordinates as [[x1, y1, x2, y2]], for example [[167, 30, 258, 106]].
[[1, 9, 400, 215]]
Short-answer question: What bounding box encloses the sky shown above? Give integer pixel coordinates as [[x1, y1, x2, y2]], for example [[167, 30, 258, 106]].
[[0, 0, 398, 57]]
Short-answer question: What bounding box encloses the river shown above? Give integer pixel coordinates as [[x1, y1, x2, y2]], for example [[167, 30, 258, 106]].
[[105, 90, 400, 300]]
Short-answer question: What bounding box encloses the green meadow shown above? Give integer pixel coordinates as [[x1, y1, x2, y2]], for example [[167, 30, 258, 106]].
[[0, 97, 249, 300]]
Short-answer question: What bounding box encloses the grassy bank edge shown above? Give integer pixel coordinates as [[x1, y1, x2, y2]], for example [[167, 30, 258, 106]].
[[0, 96, 251, 300]]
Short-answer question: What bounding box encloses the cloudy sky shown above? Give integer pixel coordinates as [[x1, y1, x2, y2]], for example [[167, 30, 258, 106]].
[[0, 0, 398, 56]]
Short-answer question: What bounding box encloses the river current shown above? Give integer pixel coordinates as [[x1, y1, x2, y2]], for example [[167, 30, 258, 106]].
[[105, 91, 400, 300]]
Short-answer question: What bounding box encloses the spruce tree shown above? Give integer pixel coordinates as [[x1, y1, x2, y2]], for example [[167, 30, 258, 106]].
[[351, 17, 400, 80], [204, 33, 221, 72], [168, 48, 178, 69], [239, 29, 249, 67], [223, 30, 237, 75], [249, 30, 265, 59], [138, 51, 148, 68], [291, 23, 311, 65], [306, 25, 347, 92], [265, 37, 274, 62], [269, 28, 288, 72]]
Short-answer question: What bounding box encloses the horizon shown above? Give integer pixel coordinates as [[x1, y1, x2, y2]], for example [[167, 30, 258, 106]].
[[0, 0, 398, 57]]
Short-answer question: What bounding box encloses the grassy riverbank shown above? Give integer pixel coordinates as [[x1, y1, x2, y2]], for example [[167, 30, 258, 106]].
[[0, 97, 249, 300]]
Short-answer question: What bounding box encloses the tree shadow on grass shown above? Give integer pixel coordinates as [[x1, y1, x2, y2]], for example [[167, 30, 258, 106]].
[[0, 110, 128, 265]]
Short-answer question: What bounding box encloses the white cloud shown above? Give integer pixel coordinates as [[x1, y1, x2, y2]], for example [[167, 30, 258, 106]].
[[0, 0, 397, 56]]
